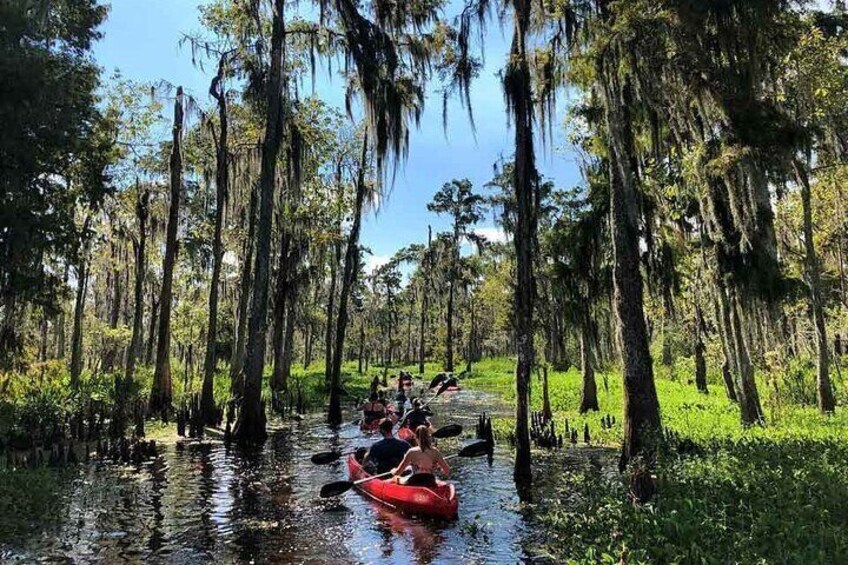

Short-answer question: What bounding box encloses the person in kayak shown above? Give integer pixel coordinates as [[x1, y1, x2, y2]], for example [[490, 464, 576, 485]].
[[398, 398, 430, 430], [363, 418, 411, 474], [378, 390, 397, 420], [360, 392, 386, 425], [391, 425, 450, 484], [395, 390, 411, 412]]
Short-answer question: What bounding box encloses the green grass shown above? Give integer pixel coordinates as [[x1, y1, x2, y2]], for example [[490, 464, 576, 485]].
[[460, 357, 848, 564], [462, 357, 848, 444]]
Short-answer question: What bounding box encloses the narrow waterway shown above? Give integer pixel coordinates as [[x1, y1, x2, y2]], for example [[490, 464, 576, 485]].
[[2, 386, 552, 564]]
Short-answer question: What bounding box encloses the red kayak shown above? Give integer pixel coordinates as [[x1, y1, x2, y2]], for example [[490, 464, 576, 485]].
[[347, 455, 458, 519]]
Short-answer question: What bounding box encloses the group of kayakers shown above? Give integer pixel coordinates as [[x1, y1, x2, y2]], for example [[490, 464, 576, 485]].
[[359, 373, 426, 427], [358, 372, 450, 485]]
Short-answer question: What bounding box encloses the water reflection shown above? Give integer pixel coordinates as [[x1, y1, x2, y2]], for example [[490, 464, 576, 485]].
[[1, 389, 600, 564]]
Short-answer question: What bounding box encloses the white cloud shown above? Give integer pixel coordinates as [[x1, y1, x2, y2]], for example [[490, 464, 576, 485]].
[[469, 226, 509, 246], [364, 254, 392, 275]]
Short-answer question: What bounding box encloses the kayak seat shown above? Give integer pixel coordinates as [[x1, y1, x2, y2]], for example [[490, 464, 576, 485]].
[[404, 473, 437, 487]]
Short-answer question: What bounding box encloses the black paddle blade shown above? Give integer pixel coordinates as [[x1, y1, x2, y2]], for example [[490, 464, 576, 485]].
[[459, 440, 493, 458], [436, 377, 458, 396], [320, 480, 354, 498], [432, 423, 463, 439], [428, 373, 447, 390], [311, 451, 342, 465]]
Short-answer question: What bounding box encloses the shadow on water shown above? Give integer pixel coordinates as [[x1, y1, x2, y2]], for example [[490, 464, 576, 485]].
[[1, 386, 617, 564]]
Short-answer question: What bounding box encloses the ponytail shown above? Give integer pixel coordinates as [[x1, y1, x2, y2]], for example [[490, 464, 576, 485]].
[[415, 425, 432, 451]]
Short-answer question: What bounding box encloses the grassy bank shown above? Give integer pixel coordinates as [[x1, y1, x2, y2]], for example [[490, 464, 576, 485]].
[[461, 357, 848, 564]]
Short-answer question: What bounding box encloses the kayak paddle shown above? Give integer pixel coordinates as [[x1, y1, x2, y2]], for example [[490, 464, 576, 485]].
[[428, 372, 447, 390], [319, 439, 493, 498], [310, 423, 464, 465], [420, 377, 458, 410]]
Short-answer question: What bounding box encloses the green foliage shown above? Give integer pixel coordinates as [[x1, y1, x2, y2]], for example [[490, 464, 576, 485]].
[[0, 0, 112, 368], [465, 357, 848, 563]]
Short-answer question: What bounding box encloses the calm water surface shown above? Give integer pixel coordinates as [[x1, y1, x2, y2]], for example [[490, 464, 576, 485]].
[[2, 388, 561, 564]]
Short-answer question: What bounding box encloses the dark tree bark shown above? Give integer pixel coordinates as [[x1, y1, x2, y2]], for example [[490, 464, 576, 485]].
[[324, 239, 341, 386], [541, 365, 552, 421], [506, 0, 535, 502], [201, 59, 230, 425], [271, 231, 292, 392], [69, 217, 92, 387], [124, 184, 148, 388], [358, 315, 365, 374], [149, 87, 184, 419], [712, 275, 739, 402], [145, 287, 159, 366], [445, 249, 456, 373], [694, 303, 709, 394], [600, 57, 661, 475], [727, 287, 764, 425], [795, 161, 835, 413], [280, 293, 297, 389], [418, 225, 431, 375], [329, 133, 368, 426], [579, 315, 599, 413], [102, 248, 122, 373], [56, 263, 68, 359], [69, 260, 87, 386], [230, 188, 257, 399], [233, 0, 286, 445], [465, 291, 474, 373], [39, 312, 48, 362]]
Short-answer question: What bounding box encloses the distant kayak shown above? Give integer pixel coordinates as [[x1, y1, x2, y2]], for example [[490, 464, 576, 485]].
[[347, 454, 458, 519]]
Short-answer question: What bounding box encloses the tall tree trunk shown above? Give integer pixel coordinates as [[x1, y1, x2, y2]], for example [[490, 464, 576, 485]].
[[230, 188, 257, 398], [795, 161, 835, 413], [149, 87, 184, 419], [329, 133, 368, 426], [445, 260, 455, 372], [506, 0, 535, 502], [56, 264, 68, 359], [579, 315, 599, 413], [600, 56, 661, 476], [145, 287, 159, 365], [102, 252, 122, 373], [694, 303, 709, 394], [728, 287, 764, 425], [465, 293, 474, 373], [233, 0, 285, 445], [418, 225, 431, 375], [713, 274, 739, 402], [39, 312, 49, 362], [541, 365, 552, 421], [123, 185, 148, 423], [406, 295, 414, 365], [201, 61, 230, 425], [271, 233, 291, 392], [324, 239, 341, 386], [280, 291, 297, 390], [69, 218, 92, 387], [358, 315, 365, 374], [70, 260, 87, 386]]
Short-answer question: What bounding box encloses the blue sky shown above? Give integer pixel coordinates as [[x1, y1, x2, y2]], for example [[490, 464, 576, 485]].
[[93, 0, 582, 271]]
